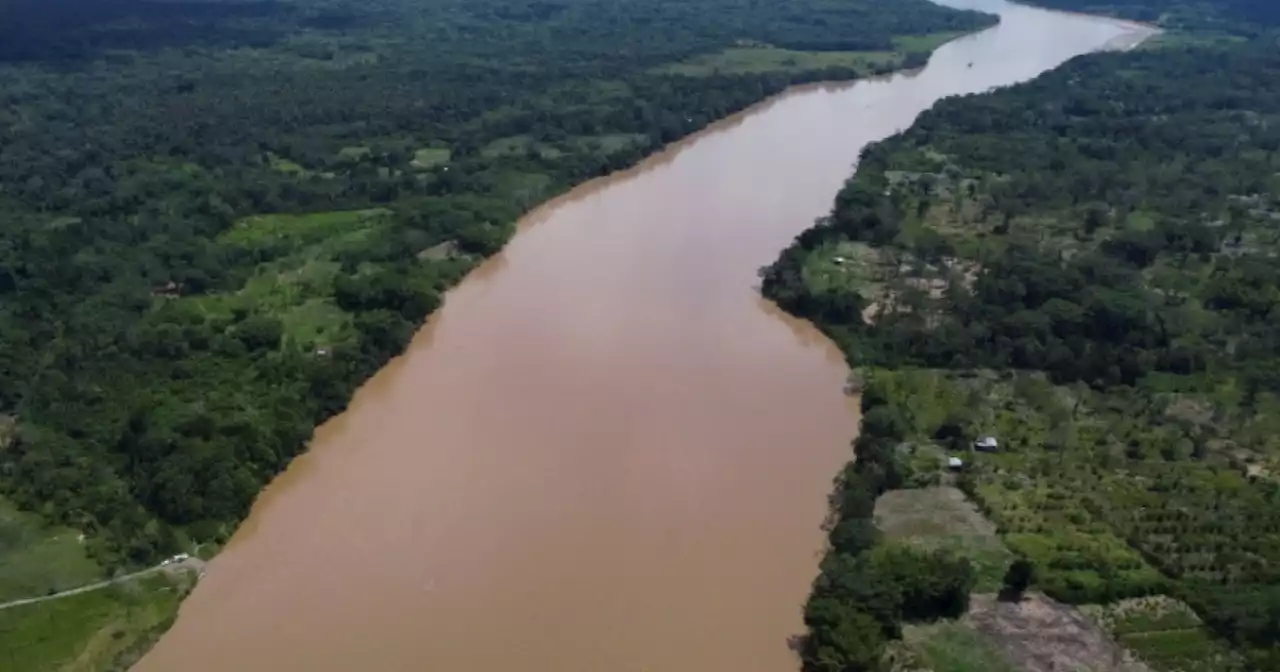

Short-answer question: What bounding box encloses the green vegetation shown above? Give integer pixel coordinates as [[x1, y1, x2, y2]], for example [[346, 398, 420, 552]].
[[765, 8, 1280, 667], [1083, 597, 1244, 671], [1017, 0, 1278, 29], [901, 621, 1018, 672], [874, 487, 1012, 592], [661, 47, 899, 78], [0, 572, 194, 672], [481, 135, 566, 159], [659, 34, 964, 77], [411, 148, 453, 170], [1000, 558, 1034, 600], [0, 497, 101, 603], [218, 209, 391, 248], [799, 387, 978, 670]]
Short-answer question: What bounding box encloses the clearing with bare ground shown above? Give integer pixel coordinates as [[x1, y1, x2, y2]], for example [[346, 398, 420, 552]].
[[967, 593, 1153, 672], [875, 487, 1166, 671]]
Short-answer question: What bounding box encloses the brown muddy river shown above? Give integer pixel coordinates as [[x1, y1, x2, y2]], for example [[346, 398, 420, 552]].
[[135, 3, 1152, 670]]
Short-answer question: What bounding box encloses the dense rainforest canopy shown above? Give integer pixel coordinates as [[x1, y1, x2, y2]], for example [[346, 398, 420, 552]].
[[765, 3, 1280, 667], [0, 0, 995, 570], [1022, 0, 1280, 27]]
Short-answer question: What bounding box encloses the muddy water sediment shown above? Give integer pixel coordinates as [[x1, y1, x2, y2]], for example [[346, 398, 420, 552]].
[[135, 4, 1154, 670]]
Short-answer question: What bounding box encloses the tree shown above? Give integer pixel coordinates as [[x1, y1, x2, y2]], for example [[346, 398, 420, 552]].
[[234, 315, 284, 352], [801, 598, 886, 672], [1001, 557, 1035, 601]]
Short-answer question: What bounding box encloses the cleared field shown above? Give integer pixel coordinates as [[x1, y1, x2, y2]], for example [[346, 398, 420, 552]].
[[874, 486, 1012, 591], [0, 497, 101, 604], [336, 145, 372, 160], [266, 152, 336, 179], [658, 46, 897, 76], [658, 32, 966, 77], [218, 209, 390, 248], [277, 298, 354, 350], [0, 571, 193, 672], [901, 621, 1018, 672], [967, 593, 1151, 672], [411, 147, 452, 169]]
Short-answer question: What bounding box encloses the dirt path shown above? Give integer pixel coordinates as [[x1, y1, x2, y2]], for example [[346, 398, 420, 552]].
[[0, 558, 205, 612]]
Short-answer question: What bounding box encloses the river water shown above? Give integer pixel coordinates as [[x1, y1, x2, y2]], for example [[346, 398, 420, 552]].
[[134, 3, 1151, 670]]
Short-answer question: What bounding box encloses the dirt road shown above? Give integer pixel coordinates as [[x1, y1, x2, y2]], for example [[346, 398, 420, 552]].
[[0, 558, 205, 612]]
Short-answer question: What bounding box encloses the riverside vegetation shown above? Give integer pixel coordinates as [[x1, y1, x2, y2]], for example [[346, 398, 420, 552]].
[[0, 0, 1000, 668], [763, 1, 1280, 669]]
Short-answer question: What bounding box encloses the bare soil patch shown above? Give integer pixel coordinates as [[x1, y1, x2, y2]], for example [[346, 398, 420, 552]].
[[967, 593, 1153, 672]]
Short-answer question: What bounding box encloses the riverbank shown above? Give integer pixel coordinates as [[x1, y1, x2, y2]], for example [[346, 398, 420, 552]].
[[765, 17, 1280, 668]]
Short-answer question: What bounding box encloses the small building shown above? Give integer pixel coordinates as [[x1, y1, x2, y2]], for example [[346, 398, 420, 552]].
[[947, 457, 964, 470], [974, 436, 999, 452]]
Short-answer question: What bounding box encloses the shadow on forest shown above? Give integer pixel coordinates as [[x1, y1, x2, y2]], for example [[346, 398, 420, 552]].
[[0, 0, 292, 62]]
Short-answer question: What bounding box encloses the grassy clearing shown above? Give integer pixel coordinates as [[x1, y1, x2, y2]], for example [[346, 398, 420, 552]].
[[802, 240, 886, 297], [570, 133, 647, 154], [267, 152, 308, 174], [266, 152, 335, 179], [481, 133, 643, 162], [902, 621, 1018, 672], [658, 31, 967, 77], [875, 487, 1013, 592], [0, 497, 101, 604], [658, 46, 897, 76], [417, 241, 461, 262], [277, 298, 354, 350], [490, 170, 557, 209], [182, 258, 351, 348], [193, 203, 471, 350], [891, 32, 969, 53], [1138, 31, 1246, 50], [410, 147, 452, 169], [336, 145, 372, 160], [218, 208, 390, 248], [0, 571, 192, 672]]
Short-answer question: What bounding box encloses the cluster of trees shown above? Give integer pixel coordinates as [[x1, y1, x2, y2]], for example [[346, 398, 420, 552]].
[[767, 4, 1280, 667], [765, 40, 1280, 389], [801, 384, 976, 671], [0, 0, 997, 570]]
